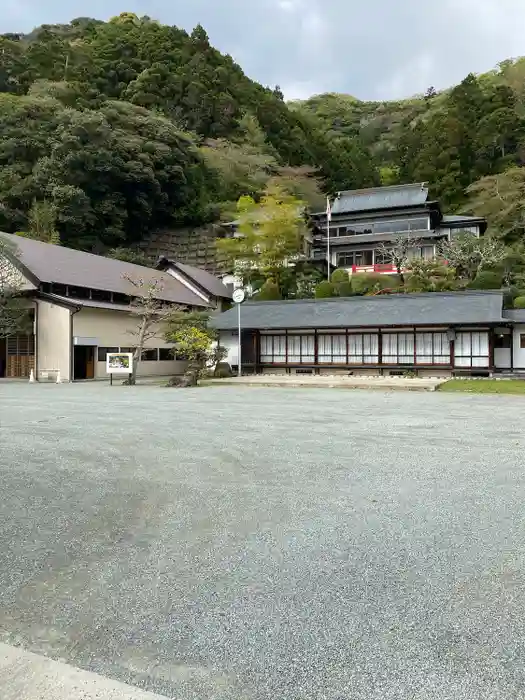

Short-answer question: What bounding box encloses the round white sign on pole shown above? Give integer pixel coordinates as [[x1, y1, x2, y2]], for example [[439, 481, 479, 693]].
[[232, 288, 245, 304]]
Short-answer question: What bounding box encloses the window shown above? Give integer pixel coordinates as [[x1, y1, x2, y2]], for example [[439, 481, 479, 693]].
[[374, 249, 392, 265], [318, 335, 347, 364], [141, 348, 158, 361], [337, 250, 373, 267], [91, 289, 112, 303], [68, 285, 91, 300], [51, 283, 67, 296], [119, 347, 134, 354], [337, 253, 354, 267], [97, 346, 118, 362], [348, 334, 379, 364], [113, 293, 131, 305], [383, 333, 415, 364], [354, 250, 373, 266], [454, 332, 489, 368], [260, 335, 286, 363], [382, 332, 449, 365], [520, 334, 525, 350], [287, 335, 315, 363], [159, 348, 174, 361], [338, 218, 429, 236], [494, 333, 511, 349], [415, 332, 449, 364], [422, 245, 435, 260]]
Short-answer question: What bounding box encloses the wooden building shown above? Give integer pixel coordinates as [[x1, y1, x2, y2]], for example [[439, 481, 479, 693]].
[[0, 233, 231, 381], [211, 291, 524, 377], [310, 183, 488, 274]]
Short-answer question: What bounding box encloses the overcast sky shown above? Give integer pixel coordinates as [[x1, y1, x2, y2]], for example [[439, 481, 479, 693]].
[[3, 0, 525, 101]]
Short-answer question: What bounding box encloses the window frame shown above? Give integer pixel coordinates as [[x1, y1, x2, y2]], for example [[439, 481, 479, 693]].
[[97, 346, 119, 362], [141, 348, 159, 362]]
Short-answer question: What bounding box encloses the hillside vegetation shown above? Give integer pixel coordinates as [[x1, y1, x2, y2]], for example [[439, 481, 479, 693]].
[[2, 14, 525, 253], [0, 13, 377, 251], [293, 59, 525, 243]]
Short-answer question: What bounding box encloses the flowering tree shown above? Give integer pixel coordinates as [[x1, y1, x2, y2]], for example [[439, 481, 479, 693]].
[[0, 238, 30, 339]]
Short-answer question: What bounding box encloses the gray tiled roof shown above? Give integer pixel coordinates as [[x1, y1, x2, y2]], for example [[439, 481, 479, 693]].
[[441, 215, 485, 224], [1, 233, 208, 307], [211, 292, 505, 330], [171, 261, 232, 299], [331, 183, 429, 215], [502, 309, 525, 322]]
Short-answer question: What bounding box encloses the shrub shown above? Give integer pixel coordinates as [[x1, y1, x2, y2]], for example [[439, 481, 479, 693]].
[[336, 281, 354, 297], [514, 296, 525, 309], [315, 280, 337, 298], [330, 268, 350, 284], [257, 279, 282, 300], [214, 361, 232, 378], [351, 273, 389, 296], [467, 271, 503, 290]]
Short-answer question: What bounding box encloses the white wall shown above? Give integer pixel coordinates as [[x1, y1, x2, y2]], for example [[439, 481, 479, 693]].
[[513, 325, 525, 370], [73, 307, 186, 378], [219, 331, 239, 366], [37, 300, 71, 381]]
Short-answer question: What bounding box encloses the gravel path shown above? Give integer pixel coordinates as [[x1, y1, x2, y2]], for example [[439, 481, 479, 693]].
[[1, 383, 525, 700]]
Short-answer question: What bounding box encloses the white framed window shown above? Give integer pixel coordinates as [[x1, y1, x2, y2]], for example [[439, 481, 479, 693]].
[[454, 332, 489, 368]]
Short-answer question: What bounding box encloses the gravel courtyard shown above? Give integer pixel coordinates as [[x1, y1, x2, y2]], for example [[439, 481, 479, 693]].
[[1, 383, 525, 700]]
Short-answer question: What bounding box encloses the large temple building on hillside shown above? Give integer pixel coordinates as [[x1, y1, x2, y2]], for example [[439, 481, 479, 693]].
[[310, 183, 487, 274]]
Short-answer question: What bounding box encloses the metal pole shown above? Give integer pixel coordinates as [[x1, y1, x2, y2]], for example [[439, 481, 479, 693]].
[[327, 216, 331, 281], [237, 301, 242, 377]]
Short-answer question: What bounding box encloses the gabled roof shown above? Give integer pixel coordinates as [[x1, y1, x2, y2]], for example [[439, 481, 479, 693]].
[[210, 291, 505, 330], [156, 256, 231, 299], [331, 183, 429, 215], [0, 233, 208, 307]]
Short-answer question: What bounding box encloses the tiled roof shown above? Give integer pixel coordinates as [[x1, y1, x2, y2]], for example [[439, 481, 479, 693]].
[[331, 183, 429, 215], [210, 291, 505, 330], [1, 233, 208, 307]]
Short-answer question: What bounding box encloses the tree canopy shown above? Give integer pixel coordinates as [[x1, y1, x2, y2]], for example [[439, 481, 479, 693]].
[[0, 16, 379, 253]]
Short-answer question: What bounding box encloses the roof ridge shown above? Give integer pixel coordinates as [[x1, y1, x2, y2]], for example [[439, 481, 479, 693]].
[[245, 290, 504, 306]]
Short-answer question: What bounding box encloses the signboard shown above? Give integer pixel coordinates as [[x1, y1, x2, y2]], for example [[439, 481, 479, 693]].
[[106, 352, 133, 375]]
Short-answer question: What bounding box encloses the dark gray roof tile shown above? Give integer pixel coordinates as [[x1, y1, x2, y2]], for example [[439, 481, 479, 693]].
[[331, 183, 429, 215], [1, 233, 208, 307], [211, 292, 505, 330]]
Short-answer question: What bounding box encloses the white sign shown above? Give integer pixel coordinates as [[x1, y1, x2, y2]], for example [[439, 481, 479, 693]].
[[106, 352, 133, 374], [232, 288, 245, 304]]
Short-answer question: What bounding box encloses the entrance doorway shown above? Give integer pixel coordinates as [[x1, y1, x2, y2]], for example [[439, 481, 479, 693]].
[[74, 345, 95, 380]]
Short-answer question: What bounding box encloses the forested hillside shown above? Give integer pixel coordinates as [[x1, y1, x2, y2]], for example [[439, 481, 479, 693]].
[[0, 13, 377, 251], [3, 13, 525, 254], [293, 58, 525, 243]]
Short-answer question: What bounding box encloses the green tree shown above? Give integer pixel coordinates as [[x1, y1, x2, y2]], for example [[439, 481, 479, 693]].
[[217, 185, 306, 289], [257, 279, 282, 300], [464, 168, 525, 244], [165, 310, 224, 386], [17, 200, 60, 244]]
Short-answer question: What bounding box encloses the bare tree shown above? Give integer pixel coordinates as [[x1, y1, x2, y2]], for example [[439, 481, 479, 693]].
[[375, 234, 422, 284], [0, 238, 30, 339], [438, 233, 507, 282], [123, 275, 182, 385]]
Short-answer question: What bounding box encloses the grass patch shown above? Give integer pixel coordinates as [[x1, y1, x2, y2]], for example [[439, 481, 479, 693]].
[[438, 379, 525, 394]]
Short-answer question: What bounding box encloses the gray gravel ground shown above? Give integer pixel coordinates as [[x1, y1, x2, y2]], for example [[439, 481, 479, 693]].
[[1, 383, 525, 700]]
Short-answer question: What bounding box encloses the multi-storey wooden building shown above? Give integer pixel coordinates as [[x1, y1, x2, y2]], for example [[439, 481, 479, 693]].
[[310, 183, 487, 274]]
